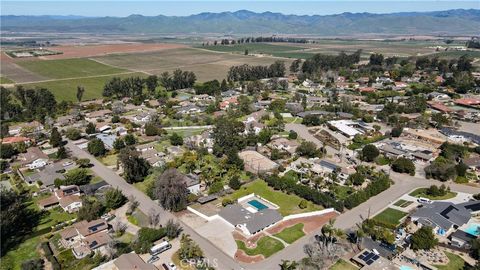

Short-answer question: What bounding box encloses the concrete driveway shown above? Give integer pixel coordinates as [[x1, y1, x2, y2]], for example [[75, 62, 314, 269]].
[[195, 218, 237, 257]]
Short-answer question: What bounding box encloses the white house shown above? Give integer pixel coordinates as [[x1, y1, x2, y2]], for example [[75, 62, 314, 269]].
[[28, 159, 48, 170]]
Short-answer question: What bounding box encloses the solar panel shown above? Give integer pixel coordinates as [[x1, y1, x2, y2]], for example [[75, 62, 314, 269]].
[[372, 255, 379, 260], [359, 255, 365, 260], [362, 251, 370, 256], [364, 253, 374, 261], [366, 260, 374, 265]]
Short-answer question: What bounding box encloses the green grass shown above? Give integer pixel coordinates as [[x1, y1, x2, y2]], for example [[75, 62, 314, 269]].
[[433, 252, 465, 270], [166, 128, 207, 137], [225, 180, 321, 216], [330, 259, 359, 270], [56, 249, 99, 270], [0, 76, 14, 84], [270, 51, 316, 59], [273, 223, 305, 244], [454, 176, 469, 184], [126, 210, 149, 227], [331, 185, 355, 200], [0, 205, 75, 270], [17, 58, 127, 79], [393, 199, 413, 208], [375, 155, 391, 166], [409, 188, 457, 200], [19, 72, 146, 102], [133, 173, 155, 196], [236, 236, 284, 258], [99, 154, 118, 166], [372, 208, 407, 227], [201, 43, 306, 54]]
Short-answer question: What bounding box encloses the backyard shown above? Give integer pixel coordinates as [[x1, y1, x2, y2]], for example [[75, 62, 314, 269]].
[[372, 208, 407, 228], [330, 259, 359, 270], [236, 236, 284, 258], [225, 179, 321, 216], [433, 252, 465, 270]]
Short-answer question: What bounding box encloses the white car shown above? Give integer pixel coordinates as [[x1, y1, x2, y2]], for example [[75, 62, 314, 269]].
[[167, 263, 177, 270]]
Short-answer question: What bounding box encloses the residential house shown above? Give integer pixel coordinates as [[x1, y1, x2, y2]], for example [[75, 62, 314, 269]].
[[23, 162, 70, 187], [1, 136, 32, 145], [220, 96, 238, 110], [133, 112, 152, 123], [93, 253, 158, 270], [218, 204, 282, 236], [85, 109, 112, 121], [393, 81, 408, 90], [60, 219, 111, 259], [8, 121, 44, 136], [268, 138, 299, 155], [38, 185, 82, 212], [327, 120, 373, 138], [95, 134, 117, 150], [135, 142, 156, 152], [140, 149, 165, 167], [450, 230, 477, 248], [463, 156, 480, 172], [177, 104, 203, 115], [28, 159, 48, 170], [428, 92, 451, 102]]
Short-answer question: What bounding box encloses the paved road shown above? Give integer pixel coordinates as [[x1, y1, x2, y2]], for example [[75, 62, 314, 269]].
[[65, 141, 243, 270]]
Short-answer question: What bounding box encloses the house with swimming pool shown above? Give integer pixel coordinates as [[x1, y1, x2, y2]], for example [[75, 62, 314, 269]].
[[218, 194, 282, 235]]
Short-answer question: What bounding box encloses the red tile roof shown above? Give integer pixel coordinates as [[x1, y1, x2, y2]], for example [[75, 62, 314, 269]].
[[454, 98, 480, 106], [1, 136, 31, 144]]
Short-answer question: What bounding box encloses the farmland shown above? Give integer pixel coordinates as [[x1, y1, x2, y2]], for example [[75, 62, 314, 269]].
[[201, 43, 306, 54], [17, 58, 127, 79], [21, 72, 147, 101], [93, 47, 294, 81]]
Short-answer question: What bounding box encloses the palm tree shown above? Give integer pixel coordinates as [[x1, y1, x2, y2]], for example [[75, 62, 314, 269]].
[[279, 260, 298, 270]]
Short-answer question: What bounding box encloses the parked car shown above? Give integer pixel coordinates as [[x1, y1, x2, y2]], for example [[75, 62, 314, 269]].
[[147, 256, 159, 264]]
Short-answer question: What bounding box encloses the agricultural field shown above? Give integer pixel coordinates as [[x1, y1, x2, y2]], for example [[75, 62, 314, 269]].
[[94, 47, 294, 82], [17, 58, 128, 79], [20, 72, 146, 101], [201, 43, 306, 54]]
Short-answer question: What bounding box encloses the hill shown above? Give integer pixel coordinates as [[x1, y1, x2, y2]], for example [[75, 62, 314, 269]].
[[1, 9, 480, 36]]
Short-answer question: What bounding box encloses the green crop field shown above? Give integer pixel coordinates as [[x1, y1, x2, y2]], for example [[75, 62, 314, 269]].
[[17, 58, 128, 79], [20, 72, 146, 101], [94, 47, 293, 82]]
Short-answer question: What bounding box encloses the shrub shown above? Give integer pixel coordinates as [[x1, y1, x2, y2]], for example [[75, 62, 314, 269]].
[[65, 128, 82, 140], [391, 157, 415, 176], [87, 138, 106, 156], [361, 144, 379, 162], [170, 132, 183, 146], [298, 199, 308, 209], [222, 198, 234, 206]]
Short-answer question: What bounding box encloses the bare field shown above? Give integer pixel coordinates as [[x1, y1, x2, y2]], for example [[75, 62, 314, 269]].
[[1, 61, 47, 83], [35, 43, 188, 60], [93, 47, 293, 81]]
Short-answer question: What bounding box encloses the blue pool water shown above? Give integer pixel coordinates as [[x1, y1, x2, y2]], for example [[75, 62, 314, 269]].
[[464, 223, 480, 236], [248, 199, 268, 211], [400, 266, 414, 270]]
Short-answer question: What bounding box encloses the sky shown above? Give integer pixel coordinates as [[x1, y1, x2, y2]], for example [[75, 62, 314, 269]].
[[1, 0, 479, 17]]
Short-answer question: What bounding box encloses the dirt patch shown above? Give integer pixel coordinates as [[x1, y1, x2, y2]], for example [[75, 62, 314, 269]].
[[6, 43, 187, 61], [234, 249, 264, 263], [266, 211, 339, 235]]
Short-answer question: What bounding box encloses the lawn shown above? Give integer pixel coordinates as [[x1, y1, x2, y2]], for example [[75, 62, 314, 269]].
[[99, 154, 118, 167], [372, 208, 407, 228], [433, 252, 465, 270], [236, 236, 284, 258], [133, 173, 155, 196], [0, 76, 14, 84], [166, 128, 207, 137], [409, 188, 457, 200], [20, 72, 146, 102], [17, 58, 127, 79], [330, 259, 359, 270], [0, 205, 75, 270], [331, 185, 355, 200], [393, 199, 413, 208], [126, 209, 149, 227], [273, 223, 305, 244], [225, 180, 321, 216]]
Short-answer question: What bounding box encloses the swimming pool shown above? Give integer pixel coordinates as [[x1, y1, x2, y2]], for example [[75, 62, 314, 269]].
[[464, 223, 480, 236], [248, 199, 268, 211], [399, 266, 414, 270]]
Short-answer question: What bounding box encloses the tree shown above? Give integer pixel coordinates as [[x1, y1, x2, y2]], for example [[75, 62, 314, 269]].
[[369, 53, 384, 66], [144, 123, 160, 136], [391, 157, 416, 176], [56, 146, 68, 159], [148, 208, 161, 228], [76, 86, 85, 102], [118, 147, 150, 183], [123, 134, 136, 146], [390, 126, 403, 138], [85, 122, 96, 134], [349, 172, 366, 186], [288, 130, 298, 140], [296, 141, 325, 158], [49, 127, 62, 147], [87, 138, 106, 156], [154, 168, 188, 212], [65, 128, 81, 140], [258, 128, 272, 145], [76, 158, 90, 168], [133, 227, 167, 254], [170, 132, 183, 146], [165, 219, 183, 239], [64, 168, 90, 185], [290, 59, 301, 73], [77, 199, 105, 221], [411, 226, 438, 250], [104, 188, 127, 210], [178, 234, 203, 261], [21, 258, 44, 270], [0, 144, 17, 159], [113, 138, 125, 151], [361, 144, 379, 162], [1, 189, 40, 256], [279, 260, 298, 270], [228, 175, 242, 190], [144, 75, 158, 94]]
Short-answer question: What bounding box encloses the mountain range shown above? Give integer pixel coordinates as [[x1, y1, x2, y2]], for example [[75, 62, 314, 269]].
[[1, 9, 480, 36]]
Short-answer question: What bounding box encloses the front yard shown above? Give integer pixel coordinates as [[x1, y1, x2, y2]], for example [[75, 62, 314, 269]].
[[372, 208, 407, 228], [236, 236, 284, 258], [409, 188, 457, 200], [330, 259, 359, 270], [225, 180, 321, 216], [273, 223, 305, 244]]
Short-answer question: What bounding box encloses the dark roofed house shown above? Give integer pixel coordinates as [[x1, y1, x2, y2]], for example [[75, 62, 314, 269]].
[[219, 204, 282, 236], [463, 156, 480, 171], [113, 253, 158, 270], [450, 230, 477, 248], [410, 201, 478, 234]]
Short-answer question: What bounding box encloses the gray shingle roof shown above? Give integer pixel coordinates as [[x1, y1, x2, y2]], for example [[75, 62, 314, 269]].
[[411, 201, 471, 231], [219, 204, 282, 234]]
